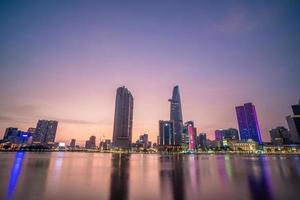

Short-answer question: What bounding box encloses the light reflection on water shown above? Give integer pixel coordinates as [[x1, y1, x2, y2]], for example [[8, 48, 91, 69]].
[[5, 152, 25, 200], [0, 152, 300, 200]]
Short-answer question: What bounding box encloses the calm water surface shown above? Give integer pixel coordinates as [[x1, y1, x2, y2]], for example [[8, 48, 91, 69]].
[[0, 152, 300, 200]]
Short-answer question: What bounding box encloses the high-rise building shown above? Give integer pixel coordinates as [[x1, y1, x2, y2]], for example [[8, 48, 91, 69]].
[[89, 136, 96, 149], [85, 136, 96, 149], [159, 120, 175, 146], [236, 103, 262, 144], [292, 100, 300, 115], [198, 133, 207, 150], [3, 128, 31, 144], [215, 130, 223, 141], [103, 139, 112, 150], [85, 140, 91, 149], [215, 128, 239, 141], [286, 101, 300, 143], [138, 133, 149, 149], [70, 139, 76, 149], [3, 127, 18, 141], [112, 86, 134, 148], [269, 126, 290, 144], [183, 121, 196, 150], [169, 86, 183, 145], [33, 120, 58, 144]]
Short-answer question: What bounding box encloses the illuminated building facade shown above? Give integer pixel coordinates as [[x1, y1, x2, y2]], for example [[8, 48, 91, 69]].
[[183, 121, 196, 150], [232, 139, 258, 152], [159, 120, 175, 146], [236, 103, 262, 144], [3, 128, 31, 144]]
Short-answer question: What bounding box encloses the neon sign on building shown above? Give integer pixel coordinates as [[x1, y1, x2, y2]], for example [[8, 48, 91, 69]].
[[188, 125, 195, 150]]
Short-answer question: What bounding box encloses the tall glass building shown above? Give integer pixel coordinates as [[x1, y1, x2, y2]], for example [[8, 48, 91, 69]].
[[33, 120, 58, 144], [235, 103, 262, 144], [169, 86, 183, 145], [112, 86, 134, 148], [159, 120, 175, 146], [182, 121, 197, 150], [286, 101, 300, 143]]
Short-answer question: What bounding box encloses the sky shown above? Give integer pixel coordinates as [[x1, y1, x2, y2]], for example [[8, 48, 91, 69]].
[[0, 0, 300, 145]]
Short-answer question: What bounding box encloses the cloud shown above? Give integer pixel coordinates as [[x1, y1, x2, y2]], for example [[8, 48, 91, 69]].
[[0, 104, 47, 117], [0, 104, 46, 125], [0, 116, 15, 122], [0, 113, 108, 127], [57, 118, 101, 125], [0, 115, 35, 124]]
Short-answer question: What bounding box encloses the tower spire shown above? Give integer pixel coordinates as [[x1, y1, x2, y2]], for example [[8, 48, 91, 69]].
[[169, 85, 183, 145]]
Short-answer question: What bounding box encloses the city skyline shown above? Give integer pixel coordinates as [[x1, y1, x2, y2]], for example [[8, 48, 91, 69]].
[[1, 85, 299, 145], [1, 1, 300, 144]]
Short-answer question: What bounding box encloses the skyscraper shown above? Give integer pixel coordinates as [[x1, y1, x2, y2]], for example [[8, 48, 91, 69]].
[[236, 103, 262, 144], [286, 101, 300, 143], [169, 86, 183, 145], [85, 135, 96, 149], [112, 86, 134, 148], [198, 133, 207, 150], [186, 121, 197, 150], [184, 121, 196, 151], [33, 120, 58, 144], [89, 136, 96, 149], [159, 120, 175, 146]]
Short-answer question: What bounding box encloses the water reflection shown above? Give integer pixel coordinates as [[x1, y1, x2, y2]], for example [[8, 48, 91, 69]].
[[160, 155, 185, 200], [1, 153, 300, 200], [189, 156, 198, 193], [276, 156, 300, 181], [247, 157, 274, 200], [216, 156, 227, 184], [5, 152, 25, 200], [109, 153, 130, 200], [15, 153, 51, 200]]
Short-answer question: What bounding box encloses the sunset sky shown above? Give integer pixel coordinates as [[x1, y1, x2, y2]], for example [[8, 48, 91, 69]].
[[0, 1, 299, 145]]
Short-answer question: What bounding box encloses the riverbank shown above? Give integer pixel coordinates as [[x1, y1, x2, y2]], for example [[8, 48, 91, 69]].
[[1, 149, 300, 156]]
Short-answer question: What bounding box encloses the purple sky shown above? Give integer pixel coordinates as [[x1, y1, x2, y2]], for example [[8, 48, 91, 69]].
[[0, 1, 299, 144]]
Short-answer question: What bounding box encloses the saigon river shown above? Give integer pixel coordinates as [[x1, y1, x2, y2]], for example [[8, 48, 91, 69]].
[[0, 152, 300, 200]]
